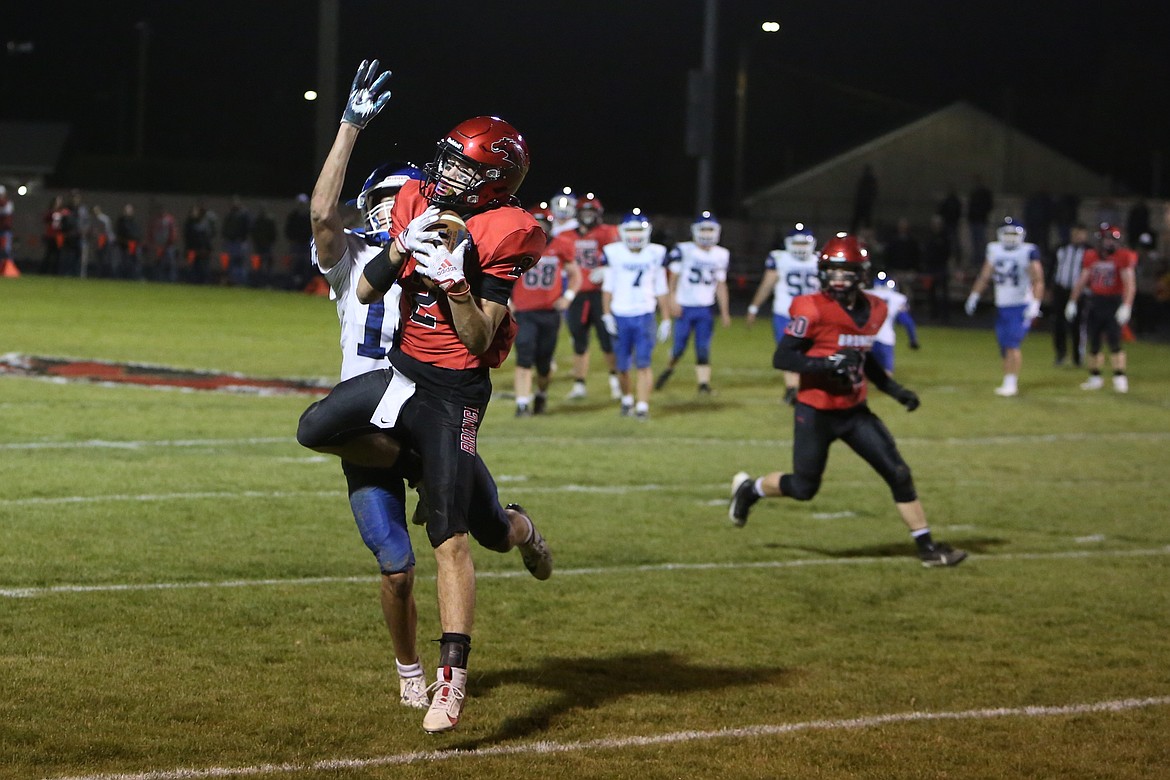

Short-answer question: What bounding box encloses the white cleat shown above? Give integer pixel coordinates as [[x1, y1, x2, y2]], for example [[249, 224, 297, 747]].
[[994, 385, 1018, 397], [1112, 375, 1128, 393], [423, 666, 467, 733], [608, 374, 622, 399], [399, 674, 430, 710], [566, 382, 587, 400], [1080, 375, 1104, 391]]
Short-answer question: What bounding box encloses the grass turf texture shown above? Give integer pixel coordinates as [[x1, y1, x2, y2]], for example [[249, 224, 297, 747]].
[[2, 276, 1169, 779]]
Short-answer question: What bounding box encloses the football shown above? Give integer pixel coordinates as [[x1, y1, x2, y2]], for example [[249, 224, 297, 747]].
[[427, 210, 469, 252]]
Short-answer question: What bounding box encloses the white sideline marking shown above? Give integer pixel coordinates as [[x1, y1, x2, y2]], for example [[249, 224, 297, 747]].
[[4, 546, 1169, 599], [41, 695, 1170, 780]]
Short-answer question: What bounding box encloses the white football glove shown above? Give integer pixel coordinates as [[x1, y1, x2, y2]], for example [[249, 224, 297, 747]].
[[1115, 303, 1131, 325], [964, 293, 979, 317], [413, 239, 468, 294], [657, 318, 672, 344], [602, 313, 618, 336], [1024, 299, 1041, 323], [1064, 301, 1078, 322], [393, 206, 442, 255]]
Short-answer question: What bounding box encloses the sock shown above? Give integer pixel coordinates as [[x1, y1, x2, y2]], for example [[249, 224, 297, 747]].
[[516, 395, 530, 407], [1089, 369, 1101, 377], [635, 401, 649, 414], [438, 633, 471, 669], [621, 394, 634, 406], [753, 477, 767, 498], [911, 527, 935, 552], [1002, 373, 1017, 391], [396, 659, 423, 679], [1113, 370, 1126, 376]]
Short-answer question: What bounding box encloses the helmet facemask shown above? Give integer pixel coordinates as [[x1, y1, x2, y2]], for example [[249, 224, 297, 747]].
[[819, 264, 866, 303]]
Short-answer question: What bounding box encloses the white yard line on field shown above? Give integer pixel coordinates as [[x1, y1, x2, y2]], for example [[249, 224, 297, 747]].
[[4, 546, 1168, 599], [41, 695, 1170, 780]]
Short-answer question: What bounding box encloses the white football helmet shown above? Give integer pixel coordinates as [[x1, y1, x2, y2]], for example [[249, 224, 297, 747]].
[[550, 187, 578, 221], [618, 209, 651, 251], [691, 211, 722, 248], [997, 218, 1026, 249], [784, 223, 817, 260]]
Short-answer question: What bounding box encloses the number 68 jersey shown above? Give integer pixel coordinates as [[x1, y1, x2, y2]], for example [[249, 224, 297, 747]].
[[511, 250, 571, 312]]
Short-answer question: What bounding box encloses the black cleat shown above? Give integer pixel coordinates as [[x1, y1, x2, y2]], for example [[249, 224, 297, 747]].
[[533, 392, 547, 415], [655, 368, 674, 390], [515, 404, 532, 418], [506, 503, 552, 580], [728, 471, 759, 527], [918, 544, 968, 568]]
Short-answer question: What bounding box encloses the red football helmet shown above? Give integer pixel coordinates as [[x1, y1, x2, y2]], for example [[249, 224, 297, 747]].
[[818, 233, 870, 302], [528, 202, 553, 235], [422, 116, 530, 210], [577, 193, 604, 227], [1098, 223, 1123, 251]]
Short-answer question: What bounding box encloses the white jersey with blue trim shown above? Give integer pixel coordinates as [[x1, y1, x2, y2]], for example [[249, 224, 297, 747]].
[[311, 229, 402, 381], [601, 242, 669, 317], [667, 241, 730, 308], [764, 250, 821, 316], [985, 241, 1040, 308], [868, 284, 908, 346]]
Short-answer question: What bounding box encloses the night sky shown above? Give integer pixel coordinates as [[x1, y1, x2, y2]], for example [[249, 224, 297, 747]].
[[5, 1, 1169, 215]]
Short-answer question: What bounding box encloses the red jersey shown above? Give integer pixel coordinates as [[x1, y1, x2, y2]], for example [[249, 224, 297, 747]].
[[1082, 247, 1136, 297], [390, 181, 544, 370], [786, 291, 887, 410], [548, 223, 619, 292], [511, 250, 570, 311]]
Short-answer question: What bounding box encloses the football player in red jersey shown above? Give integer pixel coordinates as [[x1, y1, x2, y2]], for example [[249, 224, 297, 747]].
[[1064, 224, 1137, 393], [548, 193, 623, 400], [728, 233, 967, 568], [294, 60, 553, 734], [512, 204, 582, 416]]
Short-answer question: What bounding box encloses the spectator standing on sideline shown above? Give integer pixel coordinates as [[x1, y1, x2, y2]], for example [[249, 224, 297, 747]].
[[115, 203, 142, 280], [67, 189, 90, 277], [250, 207, 278, 287], [964, 218, 1045, 397], [746, 223, 820, 405], [285, 194, 314, 289], [41, 195, 67, 275], [966, 176, 993, 266], [512, 206, 581, 416], [222, 196, 252, 286], [147, 201, 179, 282], [601, 209, 672, 420], [1050, 224, 1089, 367], [850, 164, 877, 233], [0, 186, 15, 266], [921, 214, 952, 323], [296, 60, 553, 734], [184, 204, 215, 284], [655, 211, 732, 394], [1065, 224, 1137, 393], [882, 217, 921, 272], [88, 205, 115, 277], [728, 233, 965, 568]]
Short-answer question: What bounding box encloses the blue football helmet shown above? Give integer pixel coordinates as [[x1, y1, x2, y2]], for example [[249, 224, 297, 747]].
[[357, 164, 424, 236], [996, 217, 1026, 249], [691, 211, 722, 248], [550, 187, 578, 221], [784, 223, 817, 259]]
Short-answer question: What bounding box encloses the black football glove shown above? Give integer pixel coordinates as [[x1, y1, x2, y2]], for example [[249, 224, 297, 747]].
[[894, 387, 920, 411], [341, 59, 392, 129], [825, 349, 863, 376]]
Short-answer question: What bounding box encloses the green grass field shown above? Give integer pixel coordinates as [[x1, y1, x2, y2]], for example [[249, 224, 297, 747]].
[[2, 276, 1169, 780]]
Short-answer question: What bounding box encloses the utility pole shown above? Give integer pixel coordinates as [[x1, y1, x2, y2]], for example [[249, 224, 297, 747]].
[[315, 0, 340, 169], [693, 0, 718, 215]]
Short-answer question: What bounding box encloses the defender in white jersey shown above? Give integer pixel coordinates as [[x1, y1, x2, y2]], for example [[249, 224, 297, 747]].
[[655, 211, 731, 393], [601, 210, 671, 419], [964, 218, 1045, 396], [868, 271, 920, 374], [306, 83, 431, 713], [746, 223, 820, 403]]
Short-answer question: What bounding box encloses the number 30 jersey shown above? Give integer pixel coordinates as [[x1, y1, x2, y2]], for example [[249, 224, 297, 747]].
[[667, 241, 729, 307], [765, 250, 821, 317], [786, 291, 887, 411]]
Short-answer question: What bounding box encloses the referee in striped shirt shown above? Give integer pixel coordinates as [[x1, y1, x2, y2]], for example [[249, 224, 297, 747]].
[[1051, 224, 1088, 366]]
